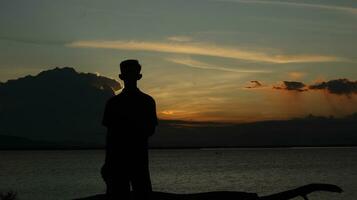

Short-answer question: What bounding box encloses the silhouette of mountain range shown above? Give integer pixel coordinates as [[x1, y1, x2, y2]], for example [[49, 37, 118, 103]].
[[151, 114, 357, 148], [0, 67, 356, 149]]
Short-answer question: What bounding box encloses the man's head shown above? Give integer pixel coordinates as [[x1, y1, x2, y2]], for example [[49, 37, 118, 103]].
[[119, 59, 142, 82]]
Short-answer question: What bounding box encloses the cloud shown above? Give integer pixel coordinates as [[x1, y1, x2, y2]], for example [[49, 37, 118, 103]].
[[288, 72, 305, 80], [219, 0, 357, 15], [0, 67, 121, 143], [251, 78, 357, 96], [245, 80, 263, 88], [167, 36, 192, 42], [167, 57, 271, 73], [67, 40, 346, 64], [273, 81, 307, 92], [309, 79, 357, 96], [0, 36, 67, 46]]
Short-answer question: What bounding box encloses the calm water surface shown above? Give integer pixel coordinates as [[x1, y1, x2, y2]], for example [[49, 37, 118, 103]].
[[0, 148, 356, 200]]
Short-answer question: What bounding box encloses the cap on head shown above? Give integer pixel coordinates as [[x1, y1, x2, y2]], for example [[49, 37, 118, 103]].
[[120, 59, 141, 75]]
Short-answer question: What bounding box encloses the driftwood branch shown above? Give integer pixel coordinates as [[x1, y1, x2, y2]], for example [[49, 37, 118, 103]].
[[260, 183, 343, 200], [74, 183, 343, 200]]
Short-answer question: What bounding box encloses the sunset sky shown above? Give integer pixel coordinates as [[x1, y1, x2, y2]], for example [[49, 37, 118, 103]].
[[1, 0, 357, 122]]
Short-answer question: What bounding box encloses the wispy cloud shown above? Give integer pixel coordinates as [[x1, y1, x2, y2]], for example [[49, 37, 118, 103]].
[[0, 36, 67, 46], [167, 57, 271, 73], [167, 36, 192, 42], [218, 0, 357, 15], [288, 72, 305, 80], [67, 40, 346, 63]]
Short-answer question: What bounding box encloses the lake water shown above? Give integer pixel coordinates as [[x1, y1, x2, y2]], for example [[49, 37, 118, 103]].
[[0, 148, 356, 200]]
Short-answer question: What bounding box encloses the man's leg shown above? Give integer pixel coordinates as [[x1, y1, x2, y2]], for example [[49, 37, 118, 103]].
[[130, 147, 152, 200], [105, 178, 131, 200], [102, 164, 131, 200]]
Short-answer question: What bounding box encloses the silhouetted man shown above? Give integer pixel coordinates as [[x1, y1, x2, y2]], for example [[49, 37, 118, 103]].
[[101, 59, 158, 200]]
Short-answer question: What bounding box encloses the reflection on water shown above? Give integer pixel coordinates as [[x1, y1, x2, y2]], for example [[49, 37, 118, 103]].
[[0, 148, 356, 200]]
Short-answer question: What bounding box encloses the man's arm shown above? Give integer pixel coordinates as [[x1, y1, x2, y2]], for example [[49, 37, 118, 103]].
[[148, 98, 158, 137]]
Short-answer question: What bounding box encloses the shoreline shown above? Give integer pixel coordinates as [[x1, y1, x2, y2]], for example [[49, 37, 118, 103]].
[[1, 145, 357, 151]]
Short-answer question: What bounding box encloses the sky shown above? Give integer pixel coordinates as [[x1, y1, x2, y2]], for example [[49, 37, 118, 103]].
[[1, 0, 357, 122]]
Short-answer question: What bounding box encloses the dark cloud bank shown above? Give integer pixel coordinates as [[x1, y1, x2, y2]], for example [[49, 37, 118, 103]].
[[309, 79, 357, 96], [250, 79, 357, 96], [245, 80, 262, 89], [0, 67, 120, 148], [1, 68, 357, 149], [273, 81, 307, 92]]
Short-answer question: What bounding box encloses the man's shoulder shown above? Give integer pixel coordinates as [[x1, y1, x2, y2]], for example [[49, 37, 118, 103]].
[[106, 90, 155, 104], [138, 91, 155, 103]]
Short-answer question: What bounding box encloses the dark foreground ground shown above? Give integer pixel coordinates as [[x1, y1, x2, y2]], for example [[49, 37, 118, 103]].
[[74, 184, 342, 200]]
